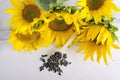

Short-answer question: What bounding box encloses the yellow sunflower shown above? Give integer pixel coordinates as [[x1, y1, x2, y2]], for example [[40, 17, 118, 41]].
[[5, 0, 44, 33], [44, 10, 86, 33], [75, 24, 120, 64], [8, 30, 45, 52], [39, 11, 80, 48], [77, 0, 120, 24], [76, 24, 113, 45]]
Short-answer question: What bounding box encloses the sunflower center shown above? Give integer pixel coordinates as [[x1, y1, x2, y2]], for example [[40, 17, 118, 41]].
[[87, 0, 105, 10], [16, 32, 40, 43], [49, 19, 72, 31], [22, 5, 40, 22]]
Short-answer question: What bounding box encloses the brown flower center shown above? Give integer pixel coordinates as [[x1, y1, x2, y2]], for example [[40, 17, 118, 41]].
[[22, 5, 40, 22], [16, 32, 40, 43], [49, 19, 72, 31], [87, 0, 105, 10]]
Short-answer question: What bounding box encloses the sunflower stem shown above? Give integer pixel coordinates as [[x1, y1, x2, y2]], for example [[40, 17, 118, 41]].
[[58, 32, 77, 52]]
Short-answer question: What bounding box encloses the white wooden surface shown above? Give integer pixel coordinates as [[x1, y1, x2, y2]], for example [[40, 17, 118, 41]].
[[0, 0, 120, 80]]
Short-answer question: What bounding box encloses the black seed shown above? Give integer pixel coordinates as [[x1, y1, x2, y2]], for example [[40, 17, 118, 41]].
[[69, 62, 72, 64], [40, 66, 44, 71], [44, 63, 48, 68], [63, 54, 67, 58], [58, 72, 61, 75], [41, 54, 48, 57], [53, 69, 57, 73], [54, 52, 62, 59], [47, 58, 52, 62], [40, 58, 43, 61], [62, 61, 67, 66], [41, 58, 45, 62]]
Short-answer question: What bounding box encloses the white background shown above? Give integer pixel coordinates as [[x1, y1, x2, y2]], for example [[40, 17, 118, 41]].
[[0, 0, 120, 80]]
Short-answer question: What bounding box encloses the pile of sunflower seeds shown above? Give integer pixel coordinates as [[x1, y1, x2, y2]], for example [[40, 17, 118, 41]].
[[39, 51, 71, 75]]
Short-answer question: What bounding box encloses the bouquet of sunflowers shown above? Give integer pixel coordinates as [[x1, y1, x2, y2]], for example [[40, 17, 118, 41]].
[[6, 0, 120, 75]]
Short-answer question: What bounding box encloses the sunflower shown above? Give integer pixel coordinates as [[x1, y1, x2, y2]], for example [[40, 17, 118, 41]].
[[8, 30, 44, 52], [76, 24, 113, 45], [75, 24, 120, 64], [77, 0, 120, 24], [5, 0, 44, 33], [39, 11, 80, 48]]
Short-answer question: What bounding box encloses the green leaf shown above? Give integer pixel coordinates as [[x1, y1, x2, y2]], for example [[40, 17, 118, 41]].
[[35, 0, 50, 11], [35, 0, 67, 11], [50, 0, 57, 2], [70, 6, 78, 14], [49, 2, 58, 10], [111, 32, 118, 41], [56, 0, 67, 5], [32, 20, 44, 28]]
